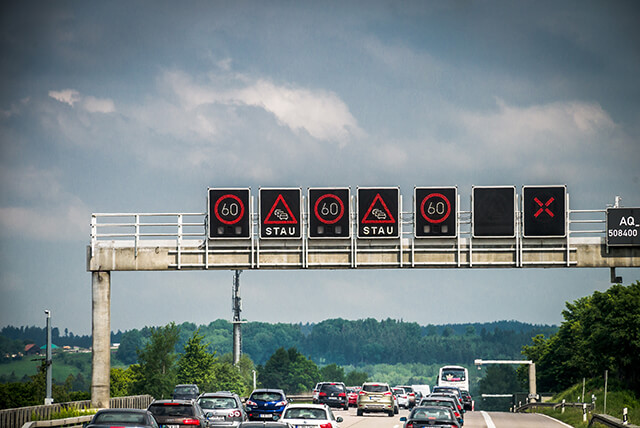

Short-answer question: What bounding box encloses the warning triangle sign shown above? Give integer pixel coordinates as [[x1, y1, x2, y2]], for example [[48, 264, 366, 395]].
[[362, 193, 396, 224], [264, 194, 298, 224]]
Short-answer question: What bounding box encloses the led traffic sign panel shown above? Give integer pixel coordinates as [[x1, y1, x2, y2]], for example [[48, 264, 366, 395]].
[[357, 187, 399, 238], [415, 187, 457, 238], [259, 188, 301, 239], [308, 188, 350, 239], [208, 188, 251, 239], [606, 207, 640, 246], [522, 185, 567, 238], [472, 186, 516, 238]]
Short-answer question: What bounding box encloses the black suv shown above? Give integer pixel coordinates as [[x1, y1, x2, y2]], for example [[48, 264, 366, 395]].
[[172, 384, 200, 400], [317, 382, 348, 410], [148, 399, 208, 428]]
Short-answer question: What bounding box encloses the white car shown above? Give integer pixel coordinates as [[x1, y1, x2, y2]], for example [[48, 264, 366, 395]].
[[392, 387, 409, 408], [279, 403, 343, 428]]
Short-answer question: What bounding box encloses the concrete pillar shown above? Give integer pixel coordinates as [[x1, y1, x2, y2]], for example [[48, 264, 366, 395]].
[[529, 363, 537, 402], [91, 271, 111, 408]]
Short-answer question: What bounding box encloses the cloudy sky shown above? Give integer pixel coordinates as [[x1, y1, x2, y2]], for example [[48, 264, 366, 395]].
[[1, 1, 639, 336]]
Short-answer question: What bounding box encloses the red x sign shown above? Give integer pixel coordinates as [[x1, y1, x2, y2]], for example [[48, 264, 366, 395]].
[[534, 197, 554, 218]]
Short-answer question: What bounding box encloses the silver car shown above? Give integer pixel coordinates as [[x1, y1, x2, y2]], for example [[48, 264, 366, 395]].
[[198, 392, 248, 427]]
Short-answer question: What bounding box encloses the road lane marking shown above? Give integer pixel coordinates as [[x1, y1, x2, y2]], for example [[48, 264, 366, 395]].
[[539, 413, 574, 427], [481, 411, 497, 428]]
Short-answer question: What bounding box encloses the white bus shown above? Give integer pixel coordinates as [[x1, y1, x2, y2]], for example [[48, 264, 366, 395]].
[[437, 365, 469, 392]]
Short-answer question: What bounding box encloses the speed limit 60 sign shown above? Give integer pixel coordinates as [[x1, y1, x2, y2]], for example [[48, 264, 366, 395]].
[[208, 188, 251, 239], [308, 188, 350, 239], [415, 187, 457, 238]]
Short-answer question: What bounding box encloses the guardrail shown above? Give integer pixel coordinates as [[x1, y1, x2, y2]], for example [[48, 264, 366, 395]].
[[589, 413, 639, 428], [0, 395, 153, 428]]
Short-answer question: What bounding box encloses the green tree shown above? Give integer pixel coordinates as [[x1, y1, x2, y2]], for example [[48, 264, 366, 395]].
[[344, 369, 369, 386], [320, 363, 345, 382], [116, 329, 144, 365], [212, 362, 245, 394], [177, 329, 217, 391], [111, 367, 136, 397], [131, 322, 180, 398], [522, 282, 640, 392], [258, 347, 321, 394]]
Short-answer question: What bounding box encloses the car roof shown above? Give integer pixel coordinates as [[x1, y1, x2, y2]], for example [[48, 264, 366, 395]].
[[150, 399, 196, 405], [95, 409, 149, 414], [252, 388, 285, 393], [285, 403, 328, 409], [199, 392, 238, 397]]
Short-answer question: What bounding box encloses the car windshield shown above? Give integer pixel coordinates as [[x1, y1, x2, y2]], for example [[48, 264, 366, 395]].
[[411, 408, 454, 421], [422, 399, 453, 408], [441, 369, 466, 381], [149, 404, 194, 417], [320, 384, 344, 393], [251, 392, 283, 402], [392, 388, 404, 395], [363, 384, 388, 393], [198, 397, 237, 409], [94, 412, 146, 424], [283, 408, 327, 420], [175, 386, 197, 394]]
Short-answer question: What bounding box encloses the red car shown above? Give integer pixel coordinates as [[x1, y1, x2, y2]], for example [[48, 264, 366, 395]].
[[347, 387, 359, 407]]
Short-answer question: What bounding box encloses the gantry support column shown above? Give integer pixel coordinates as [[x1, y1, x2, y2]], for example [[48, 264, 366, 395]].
[[91, 271, 111, 408]]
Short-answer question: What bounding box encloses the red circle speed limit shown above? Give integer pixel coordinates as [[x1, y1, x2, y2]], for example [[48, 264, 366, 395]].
[[314, 193, 345, 224], [420, 193, 452, 224], [214, 194, 245, 225]]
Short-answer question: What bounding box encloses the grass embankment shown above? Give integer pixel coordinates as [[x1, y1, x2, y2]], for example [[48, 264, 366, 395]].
[[535, 380, 638, 427]]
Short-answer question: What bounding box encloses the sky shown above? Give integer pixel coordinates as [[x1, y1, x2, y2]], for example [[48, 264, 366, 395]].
[[1, 1, 639, 336]]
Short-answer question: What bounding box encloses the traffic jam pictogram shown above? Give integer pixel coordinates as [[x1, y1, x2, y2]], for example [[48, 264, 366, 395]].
[[308, 188, 350, 239], [208, 188, 251, 239], [522, 185, 566, 238], [260, 188, 301, 238], [358, 187, 399, 238], [415, 187, 457, 238]]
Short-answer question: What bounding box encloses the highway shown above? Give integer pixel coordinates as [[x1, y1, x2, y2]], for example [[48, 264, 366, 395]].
[[330, 406, 573, 428]]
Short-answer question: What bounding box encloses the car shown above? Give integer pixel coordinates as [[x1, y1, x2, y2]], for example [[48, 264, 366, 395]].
[[399, 405, 461, 428], [460, 390, 473, 411], [172, 384, 200, 400], [198, 391, 248, 427], [312, 382, 326, 404], [85, 409, 159, 428], [419, 395, 464, 426], [356, 382, 394, 417], [432, 386, 463, 402], [279, 403, 343, 428], [346, 388, 359, 407], [411, 384, 432, 399], [396, 385, 417, 408], [392, 387, 410, 408], [148, 399, 208, 428], [317, 382, 348, 410], [245, 389, 288, 421], [430, 392, 465, 416]]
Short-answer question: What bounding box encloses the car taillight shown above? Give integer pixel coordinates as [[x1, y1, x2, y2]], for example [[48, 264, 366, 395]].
[[228, 410, 241, 418], [406, 423, 414, 428], [384, 391, 392, 396], [182, 418, 200, 425], [275, 401, 287, 406], [359, 390, 367, 395], [319, 392, 327, 396], [319, 424, 332, 428], [338, 393, 346, 397], [246, 400, 257, 406]]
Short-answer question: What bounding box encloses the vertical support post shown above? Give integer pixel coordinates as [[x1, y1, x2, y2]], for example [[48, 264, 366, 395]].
[[529, 362, 537, 402], [604, 370, 608, 414], [623, 407, 628, 425], [91, 271, 111, 409], [562, 399, 565, 413], [232, 270, 242, 366], [45, 310, 53, 405]]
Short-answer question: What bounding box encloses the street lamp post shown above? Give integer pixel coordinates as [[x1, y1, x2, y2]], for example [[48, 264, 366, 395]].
[[44, 310, 53, 405]]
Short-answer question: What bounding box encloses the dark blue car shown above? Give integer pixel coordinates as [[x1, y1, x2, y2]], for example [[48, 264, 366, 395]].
[[245, 389, 288, 421]]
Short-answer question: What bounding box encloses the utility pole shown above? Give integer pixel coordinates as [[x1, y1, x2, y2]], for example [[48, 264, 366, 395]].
[[44, 310, 53, 405], [232, 270, 243, 366]]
